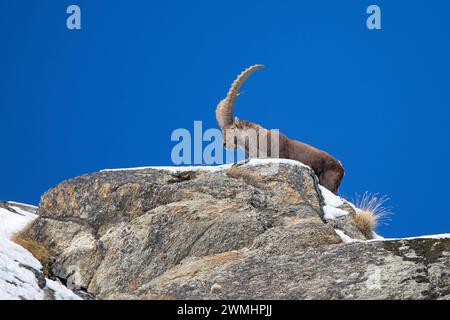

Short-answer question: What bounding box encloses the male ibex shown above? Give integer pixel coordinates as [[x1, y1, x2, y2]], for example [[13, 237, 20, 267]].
[[215, 64, 345, 193]]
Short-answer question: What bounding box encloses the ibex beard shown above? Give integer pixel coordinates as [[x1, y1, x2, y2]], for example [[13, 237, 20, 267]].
[[216, 64, 345, 194]]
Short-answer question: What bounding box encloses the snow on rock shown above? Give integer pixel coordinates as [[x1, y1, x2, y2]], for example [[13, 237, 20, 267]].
[[334, 229, 354, 244], [369, 233, 450, 242], [318, 185, 350, 220], [412, 233, 450, 239], [5, 202, 38, 212], [240, 158, 310, 169], [319, 186, 344, 207], [101, 158, 310, 173], [322, 206, 348, 220], [0, 207, 36, 239], [102, 163, 232, 173], [45, 278, 82, 300], [0, 241, 44, 300], [0, 204, 80, 300], [371, 232, 385, 240], [0, 206, 43, 300]]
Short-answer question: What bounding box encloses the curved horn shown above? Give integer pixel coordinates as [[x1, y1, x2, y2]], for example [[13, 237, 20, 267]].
[[215, 98, 230, 130], [215, 64, 265, 130]]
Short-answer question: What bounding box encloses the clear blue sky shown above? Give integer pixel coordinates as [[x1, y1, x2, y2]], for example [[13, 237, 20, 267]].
[[1, 1, 449, 238]]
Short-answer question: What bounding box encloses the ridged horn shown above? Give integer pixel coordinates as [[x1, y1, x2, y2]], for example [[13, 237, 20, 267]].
[[215, 64, 265, 130]]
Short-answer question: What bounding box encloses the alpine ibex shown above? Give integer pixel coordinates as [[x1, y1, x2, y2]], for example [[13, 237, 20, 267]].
[[215, 64, 345, 193]]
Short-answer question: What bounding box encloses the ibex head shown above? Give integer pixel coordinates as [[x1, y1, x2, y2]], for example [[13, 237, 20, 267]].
[[215, 64, 265, 150]]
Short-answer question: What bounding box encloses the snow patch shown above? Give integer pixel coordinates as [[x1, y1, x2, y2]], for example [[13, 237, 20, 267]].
[[318, 186, 349, 220], [0, 207, 44, 300], [0, 206, 80, 300], [5, 201, 38, 209], [45, 279, 81, 300], [369, 233, 450, 242], [8, 205, 37, 217], [102, 163, 232, 173], [240, 158, 310, 169], [371, 232, 384, 240], [334, 229, 354, 244], [101, 158, 310, 173], [0, 207, 36, 239], [323, 206, 348, 220], [319, 186, 344, 207]]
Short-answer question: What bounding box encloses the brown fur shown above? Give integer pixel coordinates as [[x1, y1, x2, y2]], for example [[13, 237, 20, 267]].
[[216, 65, 345, 193]]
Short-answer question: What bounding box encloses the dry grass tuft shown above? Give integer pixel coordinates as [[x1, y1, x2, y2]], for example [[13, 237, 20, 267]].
[[10, 223, 53, 277], [352, 211, 378, 238], [351, 192, 392, 239]]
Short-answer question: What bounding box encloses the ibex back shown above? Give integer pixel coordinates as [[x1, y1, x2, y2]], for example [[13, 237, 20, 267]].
[[215, 65, 345, 194]]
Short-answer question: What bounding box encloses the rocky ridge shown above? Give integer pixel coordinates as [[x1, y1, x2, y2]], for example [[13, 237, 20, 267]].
[[12, 159, 450, 299]]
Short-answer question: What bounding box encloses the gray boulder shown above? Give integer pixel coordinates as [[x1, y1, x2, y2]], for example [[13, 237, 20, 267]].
[[24, 160, 450, 299]]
